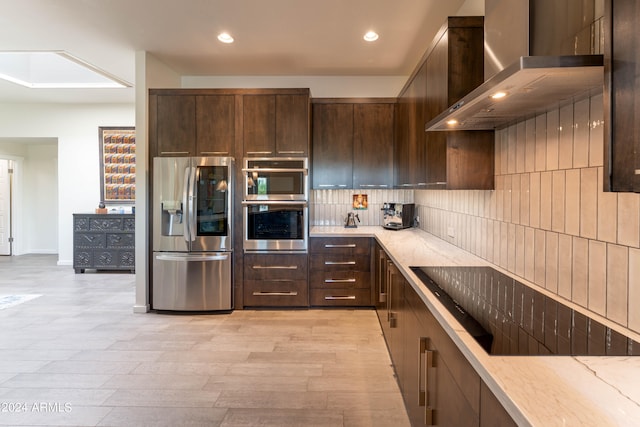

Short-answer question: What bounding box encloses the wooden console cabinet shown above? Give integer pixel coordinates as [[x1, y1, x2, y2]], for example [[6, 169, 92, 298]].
[[73, 213, 135, 273]]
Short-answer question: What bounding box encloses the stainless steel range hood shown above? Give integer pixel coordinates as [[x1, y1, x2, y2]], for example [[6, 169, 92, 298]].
[[425, 54, 604, 131]]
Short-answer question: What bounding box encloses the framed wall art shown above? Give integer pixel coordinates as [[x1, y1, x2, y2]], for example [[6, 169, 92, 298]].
[[99, 126, 136, 204]]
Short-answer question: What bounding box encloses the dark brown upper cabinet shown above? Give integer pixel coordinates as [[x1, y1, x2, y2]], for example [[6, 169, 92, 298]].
[[196, 95, 235, 156], [353, 102, 395, 189], [395, 62, 428, 188], [151, 94, 196, 157], [243, 91, 310, 157], [423, 17, 494, 190], [312, 99, 395, 190], [605, 0, 640, 192], [149, 90, 235, 158], [311, 102, 354, 189]]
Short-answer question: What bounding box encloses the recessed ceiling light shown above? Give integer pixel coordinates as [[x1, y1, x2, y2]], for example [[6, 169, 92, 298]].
[[0, 51, 130, 88], [490, 91, 507, 100], [217, 32, 234, 44], [363, 31, 379, 42]]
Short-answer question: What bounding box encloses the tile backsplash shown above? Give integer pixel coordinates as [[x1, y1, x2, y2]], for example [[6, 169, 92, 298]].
[[310, 189, 413, 226], [415, 93, 640, 336]]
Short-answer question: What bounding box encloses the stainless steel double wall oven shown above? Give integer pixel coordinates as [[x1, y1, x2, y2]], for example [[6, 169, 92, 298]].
[[242, 157, 309, 252]]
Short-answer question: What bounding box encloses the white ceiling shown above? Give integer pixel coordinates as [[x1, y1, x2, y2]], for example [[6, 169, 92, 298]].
[[0, 0, 477, 104]]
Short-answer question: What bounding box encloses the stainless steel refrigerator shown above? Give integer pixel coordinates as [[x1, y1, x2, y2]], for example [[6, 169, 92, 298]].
[[152, 156, 234, 311]]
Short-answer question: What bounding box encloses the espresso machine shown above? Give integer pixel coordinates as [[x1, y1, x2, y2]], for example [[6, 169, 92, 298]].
[[382, 203, 415, 230]]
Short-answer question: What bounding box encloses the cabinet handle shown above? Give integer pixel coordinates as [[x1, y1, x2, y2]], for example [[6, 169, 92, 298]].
[[324, 295, 356, 300], [160, 151, 190, 155], [359, 184, 388, 188], [246, 151, 273, 155], [324, 261, 356, 265], [378, 251, 387, 303], [389, 312, 397, 328], [200, 151, 229, 155], [277, 150, 305, 155], [318, 184, 335, 188], [324, 244, 356, 248], [252, 291, 298, 296], [252, 265, 298, 270], [425, 407, 434, 426], [324, 278, 356, 283]]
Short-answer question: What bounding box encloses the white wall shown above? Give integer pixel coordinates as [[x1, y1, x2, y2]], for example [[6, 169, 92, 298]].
[[0, 103, 135, 264], [183, 75, 406, 98]]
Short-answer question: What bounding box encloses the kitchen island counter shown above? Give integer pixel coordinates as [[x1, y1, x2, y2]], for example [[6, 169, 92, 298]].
[[310, 226, 640, 426]]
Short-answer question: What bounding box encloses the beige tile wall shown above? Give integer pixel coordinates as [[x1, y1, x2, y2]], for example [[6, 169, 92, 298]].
[[415, 93, 640, 335], [310, 189, 413, 226]]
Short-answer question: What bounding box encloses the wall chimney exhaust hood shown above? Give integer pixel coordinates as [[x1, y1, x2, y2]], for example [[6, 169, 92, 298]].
[[425, 54, 604, 132]]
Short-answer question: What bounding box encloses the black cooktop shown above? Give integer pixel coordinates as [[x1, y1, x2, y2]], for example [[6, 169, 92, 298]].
[[410, 266, 640, 356]]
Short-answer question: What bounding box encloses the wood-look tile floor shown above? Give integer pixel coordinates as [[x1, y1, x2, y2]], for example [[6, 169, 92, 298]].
[[0, 255, 410, 427]]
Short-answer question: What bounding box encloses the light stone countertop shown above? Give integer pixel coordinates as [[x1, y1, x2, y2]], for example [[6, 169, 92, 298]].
[[310, 226, 640, 427]]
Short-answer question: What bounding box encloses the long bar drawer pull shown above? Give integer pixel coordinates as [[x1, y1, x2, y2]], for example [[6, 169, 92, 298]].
[[324, 261, 356, 265], [246, 151, 273, 155], [252, 291, 298, 296], [160, 151, 190, 155], [252, 265, 298, 270], [324, 295, 357, 300], [200, 151, 229, 155], [324, 244, 356, 248], [324, 278, 356, 283]]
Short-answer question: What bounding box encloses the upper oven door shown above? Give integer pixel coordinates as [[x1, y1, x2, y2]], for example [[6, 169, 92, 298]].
[[243, 158, 308, 201]]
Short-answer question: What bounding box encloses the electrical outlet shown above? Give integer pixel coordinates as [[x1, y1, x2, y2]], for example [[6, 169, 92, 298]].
[[447, 227, 455, 238]]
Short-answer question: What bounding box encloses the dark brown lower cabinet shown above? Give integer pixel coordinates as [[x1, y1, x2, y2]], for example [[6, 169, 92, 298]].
[[480, 382, 517, 427], [377, 255, 516, 427], [308, 237, 373, 307], [243, 253, 308, 307]]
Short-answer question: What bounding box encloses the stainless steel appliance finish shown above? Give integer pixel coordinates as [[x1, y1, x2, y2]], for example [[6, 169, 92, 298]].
[[426, 0, 606, 132], [243, 157, 308, 201], [242, 157, 309, 252], [425, 55, 604, 131], [153, 252, 231, 311], [152, 156, 234, 311], [382, 203, 415, 230], [242, 200, 308, 252]]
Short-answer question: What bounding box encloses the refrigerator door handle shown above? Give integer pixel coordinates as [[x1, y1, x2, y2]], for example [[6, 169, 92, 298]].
[[155, 253, 230, 262], [188, 166, 197, 242], [182, 167, 191, 243]]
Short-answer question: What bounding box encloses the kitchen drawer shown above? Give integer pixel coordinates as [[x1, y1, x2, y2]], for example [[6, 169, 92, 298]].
[[309, 270, 371, 289], [74, 233, 107, 248], [106, 233, 135, 248], [310, 288, 373, 307], [244, 279, 308, 307], [89, 217, 125, 231], [310, 237, 371, 255], [309, 254, 370, 272], [244, 253, 308, 280]]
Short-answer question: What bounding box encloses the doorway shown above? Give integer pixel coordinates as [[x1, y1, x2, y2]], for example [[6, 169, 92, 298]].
[[0, 159, 10, 255]]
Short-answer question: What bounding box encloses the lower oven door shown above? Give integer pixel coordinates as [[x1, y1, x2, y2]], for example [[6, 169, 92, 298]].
[[243, 201, 308, 252]]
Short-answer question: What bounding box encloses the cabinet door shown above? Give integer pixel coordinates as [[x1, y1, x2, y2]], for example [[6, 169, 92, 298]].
[[196, 95, 235, 156], [243, 95, 276, 156], [353, 103, 394, 189], [311, 103, 353, 189], [155, 95, 196, 156], [387, 262, 406, 380], [394, 94, 412, 187], [276, 94, 309, 156], [410, 62, 428, 187], [425, 33, 448, 187], [480, 381, 517, 427]]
